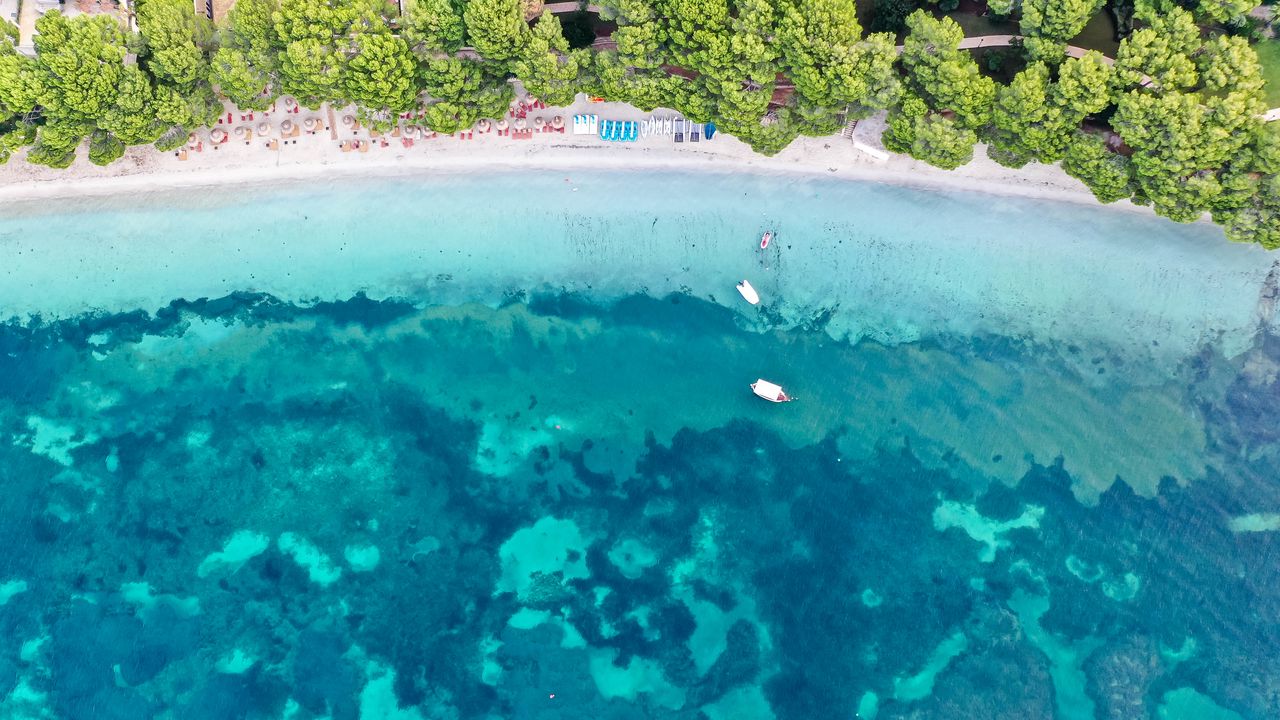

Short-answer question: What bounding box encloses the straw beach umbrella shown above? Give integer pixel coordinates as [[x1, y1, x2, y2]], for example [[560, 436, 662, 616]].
[[210, 128, 227, 143], [303, 117, 319, 133], [284, 96, 297, 109], [257, 121, 271, 136], [514, 117, 527, 130], [342, 115, 356, 128], [235, 125, 251, 139], [496, 119, 509, 133], [551, 115, 564, 129], [281, 119, 296, 136], [476, 119, 492, 133], [532, 116, 545, 131]]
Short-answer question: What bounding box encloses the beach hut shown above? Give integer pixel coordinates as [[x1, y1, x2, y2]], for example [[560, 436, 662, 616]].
[[257, 121, 271, 136], [210, 128, 228, 144]]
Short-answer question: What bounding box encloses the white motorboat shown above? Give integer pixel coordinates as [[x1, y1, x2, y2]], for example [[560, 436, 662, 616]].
[[736, 280, 760, 305], [751, 379, 792, 403]]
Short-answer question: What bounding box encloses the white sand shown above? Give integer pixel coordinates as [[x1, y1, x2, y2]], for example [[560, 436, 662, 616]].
[[0, 101, 1151, 215]]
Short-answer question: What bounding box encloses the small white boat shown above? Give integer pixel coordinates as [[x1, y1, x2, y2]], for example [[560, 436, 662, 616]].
[[736, 280, 760, 305], [760, 231, 773, 250], [751, 378, 792, 403]]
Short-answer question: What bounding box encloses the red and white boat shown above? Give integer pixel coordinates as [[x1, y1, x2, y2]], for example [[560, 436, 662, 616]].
[[760, 231, 773, 249], [751, 378, 792, 403]]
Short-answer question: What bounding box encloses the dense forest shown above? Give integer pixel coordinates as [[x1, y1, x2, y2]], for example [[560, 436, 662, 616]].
[[2, 0, 1279, 246]]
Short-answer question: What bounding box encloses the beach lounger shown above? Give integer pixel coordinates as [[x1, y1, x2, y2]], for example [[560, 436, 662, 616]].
[[599, 120, 609, 140], [627, 122, 638, 141], [675, 131, 683, 143], [691, 128, 700, 142]]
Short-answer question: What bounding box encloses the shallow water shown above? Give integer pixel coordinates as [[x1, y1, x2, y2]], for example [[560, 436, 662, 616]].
[[0, 171, 1278, 719]]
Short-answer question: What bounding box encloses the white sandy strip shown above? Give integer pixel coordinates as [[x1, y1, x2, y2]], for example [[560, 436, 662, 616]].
[[0, 106, 1159, 218]]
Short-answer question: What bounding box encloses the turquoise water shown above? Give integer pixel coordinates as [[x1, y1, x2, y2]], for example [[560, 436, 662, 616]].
[[0, 171, 1278, 718]]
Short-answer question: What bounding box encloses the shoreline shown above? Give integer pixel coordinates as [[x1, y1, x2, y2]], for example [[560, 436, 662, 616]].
[[0, 109, 1180, 223]]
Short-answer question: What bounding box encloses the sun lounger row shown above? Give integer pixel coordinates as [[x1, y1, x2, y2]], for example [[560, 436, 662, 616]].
[[599, 120, 638, 142], [639, 118, 717, 142]]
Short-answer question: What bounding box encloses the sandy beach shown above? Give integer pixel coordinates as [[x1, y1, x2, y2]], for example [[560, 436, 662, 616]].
[[0, 99, 1157, 216]]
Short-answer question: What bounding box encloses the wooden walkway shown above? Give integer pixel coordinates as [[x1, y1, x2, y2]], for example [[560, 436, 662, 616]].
[[543, 2, 601, 12]]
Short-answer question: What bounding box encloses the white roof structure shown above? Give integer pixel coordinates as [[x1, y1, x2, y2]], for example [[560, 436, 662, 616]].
[[572, 114, 599, 136]]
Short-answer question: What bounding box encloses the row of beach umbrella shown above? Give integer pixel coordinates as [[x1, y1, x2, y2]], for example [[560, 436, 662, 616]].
[[207, 109, 566, 145]]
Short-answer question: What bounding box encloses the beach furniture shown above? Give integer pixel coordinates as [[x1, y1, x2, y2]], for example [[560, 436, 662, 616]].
[[705, 122, 717, 140], [751, 379, 792, 403], [675, 128, 684, 143], [691, 126, 700, 142], [573, 114, 599, 136], [628, 122, 638, 141]]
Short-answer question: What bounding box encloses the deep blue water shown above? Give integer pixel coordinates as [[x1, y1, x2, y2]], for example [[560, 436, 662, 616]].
[[0, 172, 1278, 720]]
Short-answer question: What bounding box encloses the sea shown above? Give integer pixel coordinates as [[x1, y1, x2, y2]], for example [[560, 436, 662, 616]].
[[0, 170, 1276, 720]]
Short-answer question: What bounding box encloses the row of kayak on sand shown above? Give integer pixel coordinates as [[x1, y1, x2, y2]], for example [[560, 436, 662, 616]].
[[740, 231, 793, 404]]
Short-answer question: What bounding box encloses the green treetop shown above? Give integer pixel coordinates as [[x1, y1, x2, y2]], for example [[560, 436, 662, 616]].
[[33, 13, 128, 123], [986, 53, 1112, 168], [513, 14, 584, 107], [1019, 0, 1104, 43], [344, 32, 418, 124], [136, 0, 215, 93], [404, 0, 466, 53], [463, 0, 528, 62], [899, 12, 994, 128], [212, 0, 282, 110]]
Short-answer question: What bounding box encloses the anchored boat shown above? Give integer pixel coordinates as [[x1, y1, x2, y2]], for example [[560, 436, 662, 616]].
[[760, 231, 774, 250], [751, 379, 792, 403], [736, 280, 760, 305]]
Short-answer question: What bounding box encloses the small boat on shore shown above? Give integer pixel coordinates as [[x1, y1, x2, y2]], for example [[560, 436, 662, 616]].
[[760, 231, 773, 250], [751, 379, 792, 403], [736, 280, 760, 305]]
